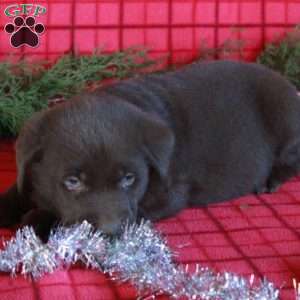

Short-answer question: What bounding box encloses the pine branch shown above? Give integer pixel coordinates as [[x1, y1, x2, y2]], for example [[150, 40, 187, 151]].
[[0, 49, 155, 137], [257, 26, 300, 89]]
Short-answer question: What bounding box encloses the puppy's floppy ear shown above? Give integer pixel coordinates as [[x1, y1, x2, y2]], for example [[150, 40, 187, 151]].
[[0, 184, 25, 227], [16, 110, 45, 195], [0, 111, 46, 228], [140, 114, 175, 179]]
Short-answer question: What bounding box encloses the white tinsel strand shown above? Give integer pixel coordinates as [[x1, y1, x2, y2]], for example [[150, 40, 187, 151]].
[[102, 221, 280, 300], [0, 220, 283, 299], [48, 221, 107, 269], [178, 269, 279, 300], [0, 226, 57, 278], [293, 279, 300, 300], [104, 220, 176, 296]]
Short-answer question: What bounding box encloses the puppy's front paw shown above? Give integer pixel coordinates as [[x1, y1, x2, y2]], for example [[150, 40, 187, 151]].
[[254, 180, 281, 195], [0, 202, 14, 227], [0, 184, 24, 227], [266, 179, 281, 193], [20, 209, 58, 243], [254, 185, 269, 195]]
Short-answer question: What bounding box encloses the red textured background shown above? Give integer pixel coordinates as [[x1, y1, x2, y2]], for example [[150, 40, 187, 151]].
[[0, 0, 300, 64], [1, 1, 300, 300]]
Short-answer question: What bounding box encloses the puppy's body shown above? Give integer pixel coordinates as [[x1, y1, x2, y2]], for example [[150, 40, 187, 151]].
[[105, 60, 300, 217], [1, 60, 300, 238]]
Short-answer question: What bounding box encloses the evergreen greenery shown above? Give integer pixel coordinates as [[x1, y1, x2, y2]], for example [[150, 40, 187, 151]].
[[2, 27, 300, 138], [257, 26, 300, 89], [0, 49, 155, 137]]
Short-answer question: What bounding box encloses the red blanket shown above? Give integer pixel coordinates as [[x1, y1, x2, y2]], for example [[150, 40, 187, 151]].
[[0, 140, 298, 299]]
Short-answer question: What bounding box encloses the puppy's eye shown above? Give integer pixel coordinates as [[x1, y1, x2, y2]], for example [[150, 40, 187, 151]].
[[119, 173, 136, 189], [64, 176, 82, 191]]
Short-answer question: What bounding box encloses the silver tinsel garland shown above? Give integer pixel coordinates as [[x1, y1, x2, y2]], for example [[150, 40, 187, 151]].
[[0, 220, 283, 299]]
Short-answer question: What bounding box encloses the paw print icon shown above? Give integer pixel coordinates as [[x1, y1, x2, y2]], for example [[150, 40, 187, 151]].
[[4, 16, 45, 48]]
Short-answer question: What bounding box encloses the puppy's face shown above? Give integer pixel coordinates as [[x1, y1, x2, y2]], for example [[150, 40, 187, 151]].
[[33, 137, 150, 235], [16, 95, 174, 235]]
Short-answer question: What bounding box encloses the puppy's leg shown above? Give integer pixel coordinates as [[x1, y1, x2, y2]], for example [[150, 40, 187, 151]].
[[258, 142, 300, 194], [20, 209, 58, 242], [265, 163, 300, 193], [0, 183, 28, 227], [138, 182, 189, 221]]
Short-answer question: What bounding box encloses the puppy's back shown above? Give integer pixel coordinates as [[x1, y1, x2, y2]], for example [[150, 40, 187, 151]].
[[104, 60, 300, 203]]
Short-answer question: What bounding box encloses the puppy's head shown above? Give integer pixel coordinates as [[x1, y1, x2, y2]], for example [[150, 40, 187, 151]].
[[16, 94, 174, 235]]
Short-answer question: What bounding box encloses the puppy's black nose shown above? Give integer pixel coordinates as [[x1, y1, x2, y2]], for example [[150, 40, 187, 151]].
[[100, 217, 135, 238], [100, 222, 123, 236]]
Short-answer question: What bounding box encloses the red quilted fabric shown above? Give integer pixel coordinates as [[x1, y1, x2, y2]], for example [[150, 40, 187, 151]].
[[1, 138, 300, 299], [1, 0, 300, 64]]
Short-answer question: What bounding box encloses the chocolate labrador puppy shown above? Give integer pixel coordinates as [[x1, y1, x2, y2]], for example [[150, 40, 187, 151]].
[[1, 60, 300, 240]]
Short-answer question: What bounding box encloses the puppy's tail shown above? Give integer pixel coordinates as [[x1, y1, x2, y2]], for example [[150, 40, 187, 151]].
[[0, 183, 26, 227]]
